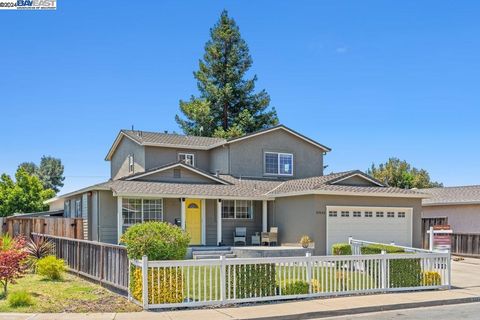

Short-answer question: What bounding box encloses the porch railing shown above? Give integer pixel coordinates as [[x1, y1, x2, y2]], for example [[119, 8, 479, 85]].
[[130, 250, 451, 309]]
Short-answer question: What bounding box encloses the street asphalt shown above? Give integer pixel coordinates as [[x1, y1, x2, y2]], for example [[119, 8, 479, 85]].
[[317, 302, 480, 320]]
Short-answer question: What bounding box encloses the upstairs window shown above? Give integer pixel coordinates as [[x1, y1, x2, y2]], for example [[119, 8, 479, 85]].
[[264, 152, 293, 176], [64, 200, 70, 217], [75, 200, 82, 218], [178, 153, 195, 166], [128, 154, 134, 173]]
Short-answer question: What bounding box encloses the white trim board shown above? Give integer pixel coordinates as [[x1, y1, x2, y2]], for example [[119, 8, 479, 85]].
[[330, 173, 384, 187]]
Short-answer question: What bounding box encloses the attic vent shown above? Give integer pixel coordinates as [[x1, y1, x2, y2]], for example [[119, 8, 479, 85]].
[[173, 168, 181, 178]]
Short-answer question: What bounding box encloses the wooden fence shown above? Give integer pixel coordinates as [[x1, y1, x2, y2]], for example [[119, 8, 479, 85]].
[[451, 233, 480, 257], [4, 217, 84, 239], [32, 233, 129, 292]]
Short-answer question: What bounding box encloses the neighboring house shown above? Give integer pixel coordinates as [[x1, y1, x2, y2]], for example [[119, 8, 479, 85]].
[[46, 125, 426, 254], [422, 185, 480, 233]]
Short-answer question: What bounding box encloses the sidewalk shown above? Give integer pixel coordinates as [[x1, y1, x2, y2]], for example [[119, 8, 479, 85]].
[[2, 258, 480, 320]]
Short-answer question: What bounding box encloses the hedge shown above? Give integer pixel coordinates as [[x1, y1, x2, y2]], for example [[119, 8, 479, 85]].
[[360, 244, 421, 288], [332, 243, 352, 255], [228, 264, 276, 298], [130, 266, 184, 304], [360, 244, 405, 255], [281, 280, 309, 295]]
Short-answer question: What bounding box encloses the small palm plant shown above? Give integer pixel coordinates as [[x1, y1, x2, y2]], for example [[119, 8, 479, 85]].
[[25, 236, 55, 273]]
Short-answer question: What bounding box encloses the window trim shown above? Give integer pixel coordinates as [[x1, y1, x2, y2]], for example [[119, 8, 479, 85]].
[[264, 152, 294, 176], [221, 200, 254, 220], [121, 198, 164, 232], [128, 154, 134, 173], [178, 153, 195, 166]]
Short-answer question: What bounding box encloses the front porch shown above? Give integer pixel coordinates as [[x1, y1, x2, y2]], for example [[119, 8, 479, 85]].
[[187, 245, 313, 259], [117, 196, 274, 247]]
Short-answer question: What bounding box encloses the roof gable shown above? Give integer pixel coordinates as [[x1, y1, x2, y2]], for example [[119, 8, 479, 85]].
[[328, 171, 385, 187], [225, 125, 331, 152], [124, 162, 231, 185]]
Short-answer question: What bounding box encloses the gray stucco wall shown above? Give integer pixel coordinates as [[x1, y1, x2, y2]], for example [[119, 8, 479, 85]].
[[144, 146, 210, 172], [209, 146, 229, 174], [422, 204, 480, 233], [98, 190, 117, 244], [274, 195, 423, 255], [111, 137, 145, 180], [228, 129, 325, 179]]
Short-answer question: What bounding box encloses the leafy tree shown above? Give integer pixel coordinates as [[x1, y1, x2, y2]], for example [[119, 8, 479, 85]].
[[367, 158, 443, 189], [176, 10, 279, 138], [0, 235, 28, 296], [18, 162, 38, 176], [38, 156, 64, 193], [0, 168, 55, 217]]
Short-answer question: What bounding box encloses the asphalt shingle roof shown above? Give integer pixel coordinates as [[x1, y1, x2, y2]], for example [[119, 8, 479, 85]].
[[122, 130, 226, 149], [54, 171, 427, 200], [421, 185, 480, 205]]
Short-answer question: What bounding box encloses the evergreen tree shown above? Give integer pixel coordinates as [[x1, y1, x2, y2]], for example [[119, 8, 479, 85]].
[[176, 10, 279, 138]]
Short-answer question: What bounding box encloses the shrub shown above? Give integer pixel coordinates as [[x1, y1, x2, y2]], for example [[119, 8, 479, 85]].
[[25, 236, 55, 273], [228, 264, 276, 298], [300, 235, 312, 248], [332, 243, 352, 255], [0, 235, 28, 296], [36, 255, 66, 280], [360, 244, 404, 255], [8, 290, 33, 307], [130, 266, 183, 304], [422, 271, 442, 286], [121, 221, 190, 260], [389, 258, 422, 288], [281, 280, 309, 295]]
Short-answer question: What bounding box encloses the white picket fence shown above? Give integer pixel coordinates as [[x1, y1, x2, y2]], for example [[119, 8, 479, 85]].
[[129, 247, 450, 309]]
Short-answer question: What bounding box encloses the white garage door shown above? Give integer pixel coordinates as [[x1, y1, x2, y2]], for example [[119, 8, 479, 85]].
[[326, 206, 413, 254]]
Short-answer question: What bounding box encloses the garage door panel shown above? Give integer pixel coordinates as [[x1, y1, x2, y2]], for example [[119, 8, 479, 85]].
[[326, 206, 412, 254]]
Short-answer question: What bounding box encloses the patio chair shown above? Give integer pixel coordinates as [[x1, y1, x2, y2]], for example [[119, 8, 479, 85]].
[[261, 227, 278, 246], [233, 227, 247, 246]]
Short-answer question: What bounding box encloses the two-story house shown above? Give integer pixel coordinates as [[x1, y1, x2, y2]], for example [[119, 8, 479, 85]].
[[47, 125, 426, 254]]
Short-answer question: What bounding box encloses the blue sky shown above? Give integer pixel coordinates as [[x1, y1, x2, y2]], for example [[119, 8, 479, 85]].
[[1, 1, 479, 194]]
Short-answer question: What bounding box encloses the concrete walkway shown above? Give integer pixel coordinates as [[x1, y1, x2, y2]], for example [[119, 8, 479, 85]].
[[2, 258, 480, 320]]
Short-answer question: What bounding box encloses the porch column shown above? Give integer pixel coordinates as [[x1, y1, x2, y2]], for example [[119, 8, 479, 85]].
[[180, 198, 186, 230], [117, 196, 122, 244], [262, 200, 268, 232], [217, 199, 222, 245], [201, 199, 206, 245]]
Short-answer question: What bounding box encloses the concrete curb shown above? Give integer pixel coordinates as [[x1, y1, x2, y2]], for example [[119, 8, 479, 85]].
[[249, 296, 480, 320]]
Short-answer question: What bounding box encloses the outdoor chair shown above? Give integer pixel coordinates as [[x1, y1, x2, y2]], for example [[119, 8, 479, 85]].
[[261, 227, 278, 246], [233, 227, 247, 245]]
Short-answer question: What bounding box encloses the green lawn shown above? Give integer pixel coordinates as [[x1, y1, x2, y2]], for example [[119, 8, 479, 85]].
[[170, 264, 376, 302], [0, 273, 141, 313]]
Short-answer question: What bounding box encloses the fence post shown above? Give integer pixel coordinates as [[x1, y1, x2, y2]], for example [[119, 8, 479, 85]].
[[428, 226, 434, 251], [141, 255, 149, 310], [447, 251, 451, 289], [220, 255, 226, 303], [380, 250, 387, 290], [306, 252, 312, 294]]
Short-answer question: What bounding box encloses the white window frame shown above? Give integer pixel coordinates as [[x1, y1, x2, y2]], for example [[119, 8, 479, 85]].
[[221, 200, 254, 219], [128, 154, 134, 173], [121, 198, 164, 232], [264, 152, 293, 176], [178, 153, 195, 166]]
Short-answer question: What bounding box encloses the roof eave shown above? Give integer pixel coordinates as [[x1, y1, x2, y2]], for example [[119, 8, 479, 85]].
[[111, 191, 275, 201], [422, 200, 480, 207], [271, 190, 428, 199]]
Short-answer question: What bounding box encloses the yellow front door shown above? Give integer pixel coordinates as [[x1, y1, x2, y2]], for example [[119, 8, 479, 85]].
[[185, 199, 202, 245]]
